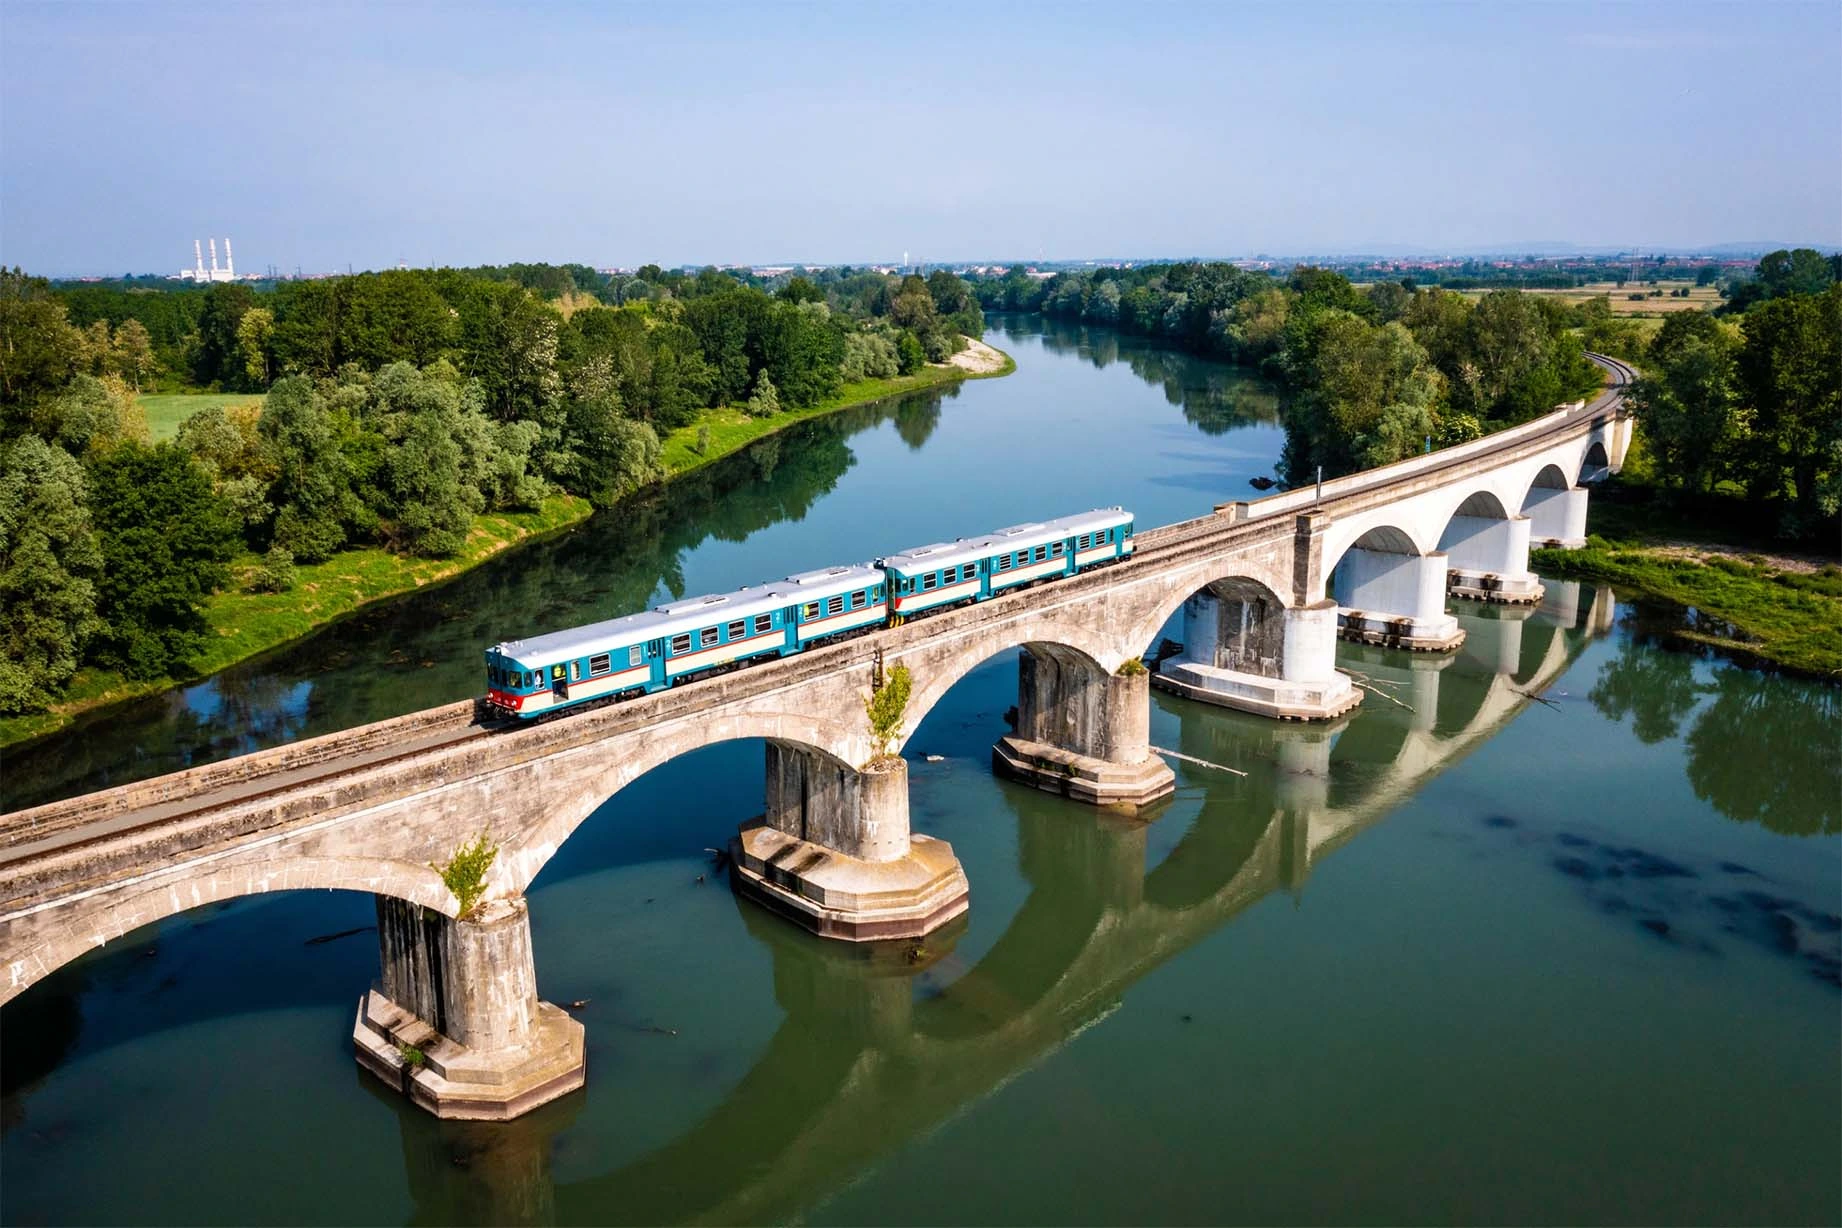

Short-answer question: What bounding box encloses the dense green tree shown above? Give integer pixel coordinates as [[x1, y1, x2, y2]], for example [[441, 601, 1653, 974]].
[[85, 442, 238, 678], [259, 376, 353, 561], [0, 436, 103, 712], [191, 283, 258, 389], [1736, 284, 1842, 525], [1629, 313, 1741, 494], [0, 269, 83, 416]]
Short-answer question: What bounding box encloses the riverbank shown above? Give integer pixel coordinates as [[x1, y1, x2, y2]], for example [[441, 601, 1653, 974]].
[[1531, 540, 1842, 678], [0, 341, 1015, 751]]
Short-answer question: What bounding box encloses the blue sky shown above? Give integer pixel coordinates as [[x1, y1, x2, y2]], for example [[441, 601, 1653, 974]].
[[2, 1, 1837, 274]]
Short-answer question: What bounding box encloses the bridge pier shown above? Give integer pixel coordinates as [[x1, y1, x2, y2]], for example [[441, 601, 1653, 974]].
[[353, 895, 586, 1121], [1445, 513, 1544, 605], [1153, 590, 1360, 721], [731, 746, 969, 941], [994, 646, 1175, 811], [1526, 484, 1590, 549], [1335, 548, 1465, 652]]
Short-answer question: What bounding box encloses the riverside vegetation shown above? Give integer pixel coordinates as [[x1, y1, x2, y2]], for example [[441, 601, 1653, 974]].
[[982, 252, 1839, 673], [0, 264, 998, 745]]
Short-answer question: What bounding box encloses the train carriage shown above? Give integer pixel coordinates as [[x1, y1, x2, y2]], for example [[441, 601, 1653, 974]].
[[486, 508, 1133, 719]]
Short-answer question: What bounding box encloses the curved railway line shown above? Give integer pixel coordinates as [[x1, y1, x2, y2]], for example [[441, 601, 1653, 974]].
[[0, 356, 1632, 883]]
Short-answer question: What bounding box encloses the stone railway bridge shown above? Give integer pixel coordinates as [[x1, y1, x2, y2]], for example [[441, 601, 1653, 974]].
[[0, 358, 1631, 1119], [372, 589, 1614, 1224]]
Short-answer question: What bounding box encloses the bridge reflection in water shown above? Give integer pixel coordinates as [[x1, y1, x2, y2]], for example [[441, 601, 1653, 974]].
[[381, 583, 1613, 1226]]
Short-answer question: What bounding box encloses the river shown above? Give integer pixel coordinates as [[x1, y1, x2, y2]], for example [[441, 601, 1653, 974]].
[[2, 316, 1836, 1225]]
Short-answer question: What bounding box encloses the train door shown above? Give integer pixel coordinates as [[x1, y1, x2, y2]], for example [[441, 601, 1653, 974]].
[[550, 663, 569, 701]]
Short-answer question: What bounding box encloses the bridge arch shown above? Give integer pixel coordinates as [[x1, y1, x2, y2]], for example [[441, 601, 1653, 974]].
[[1521, 462, 1571, 509], [509, 711, 867, 892], [2, 852, 451, 1004], [1579, 440, 1611, 482], [895, 614, 1123, 745]]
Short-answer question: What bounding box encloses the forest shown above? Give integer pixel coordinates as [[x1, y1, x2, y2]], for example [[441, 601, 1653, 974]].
[[976, 251, 1839, 535], [0, 263, 983, 715]]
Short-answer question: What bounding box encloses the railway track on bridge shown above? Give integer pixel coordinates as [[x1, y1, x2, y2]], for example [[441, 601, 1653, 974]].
[[0, 357, 1631, 889]]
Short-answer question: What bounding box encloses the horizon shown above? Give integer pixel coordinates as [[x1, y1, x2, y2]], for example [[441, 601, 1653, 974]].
[[4, 1, 1838, 276]]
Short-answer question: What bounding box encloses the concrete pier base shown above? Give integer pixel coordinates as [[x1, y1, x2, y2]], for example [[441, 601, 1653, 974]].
[[992, 734, 1176, 809], [998, 656, 1173, 809], [355, 896, 585, 1121], [1337, 609, 1465, 652], [1153, 597, 1359, 721], [1446, 569, 1546, 605], [729, 823, 969, 941], [1152, 660, 1361, 721], [732, 754, 968, 941]]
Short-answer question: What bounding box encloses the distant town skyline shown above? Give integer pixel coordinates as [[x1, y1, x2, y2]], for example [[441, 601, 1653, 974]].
[[3, 1, 1838, 276]]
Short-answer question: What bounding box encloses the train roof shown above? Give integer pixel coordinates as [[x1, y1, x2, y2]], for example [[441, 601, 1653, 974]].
[[491, 565, 884, 666], [880, 508, 1132, 574]]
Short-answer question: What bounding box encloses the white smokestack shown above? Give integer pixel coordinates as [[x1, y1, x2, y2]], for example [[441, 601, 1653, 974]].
[[209, 238, 219, 274], [223, 237, 234, 277], [194, 239, 204, 277]]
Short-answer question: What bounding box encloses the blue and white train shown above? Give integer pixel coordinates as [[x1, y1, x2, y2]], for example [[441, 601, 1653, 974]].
[[484, 507, 1134, 719]]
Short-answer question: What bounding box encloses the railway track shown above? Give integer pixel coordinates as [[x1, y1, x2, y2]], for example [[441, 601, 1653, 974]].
[[0, 358, 1631, 881]]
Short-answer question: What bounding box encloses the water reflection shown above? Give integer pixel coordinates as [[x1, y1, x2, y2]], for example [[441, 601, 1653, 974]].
[[1589, 611, 1841, 836], [990, 314, 1282, 437]]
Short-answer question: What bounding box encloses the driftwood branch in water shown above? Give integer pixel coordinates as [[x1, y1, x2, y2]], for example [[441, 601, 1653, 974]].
[[1510, 686, 1561, 710], [1343, 671, 1415, 712]]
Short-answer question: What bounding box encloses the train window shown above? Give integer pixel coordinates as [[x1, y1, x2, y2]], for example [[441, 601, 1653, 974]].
[[552, 665, 567, 682], [628, 646, 643, 667], [571, 661, 584, 681], [589, 653, 611, 675], [1051, 542, 1063, 555], [727, 620, 746, 639], [1033, 546, 1047, 562], [671, 634, 691, 654], [921, 573, 938, 591], [701, 627, 719, 648], [755, 614, 772, 634], [850, 590, 865, 609], [827, 595, 844, 616], [803, 602, 819, 619], [996, 554, 1010, 571]]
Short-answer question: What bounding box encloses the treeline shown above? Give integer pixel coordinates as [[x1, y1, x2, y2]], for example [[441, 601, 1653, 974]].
[[0, 264, 983, 714], [1625, 251, 1840, 535], [977, 263, 1600, 483]]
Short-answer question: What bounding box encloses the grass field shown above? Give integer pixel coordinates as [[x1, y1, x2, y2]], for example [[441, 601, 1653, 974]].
[[138, 392, 263, 441], [1460, 280, 1723, 316]]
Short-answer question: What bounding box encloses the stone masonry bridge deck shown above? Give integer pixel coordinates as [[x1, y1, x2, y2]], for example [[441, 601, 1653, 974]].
[[0, 357, 1631, 1118]]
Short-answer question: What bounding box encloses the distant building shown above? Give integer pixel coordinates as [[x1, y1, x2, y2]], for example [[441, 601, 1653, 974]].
[[171, 237, 242, 282]]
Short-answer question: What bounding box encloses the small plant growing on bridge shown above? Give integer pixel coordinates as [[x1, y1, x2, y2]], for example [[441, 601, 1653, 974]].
[[438, 831, 498, 919], [397, 1042, 427, 1070], [865, 663, 913, 762], [1116, 656, 1148, 677]]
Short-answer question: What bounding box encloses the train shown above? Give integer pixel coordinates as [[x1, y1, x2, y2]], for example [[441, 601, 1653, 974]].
[[484, 507, 1136, 719]]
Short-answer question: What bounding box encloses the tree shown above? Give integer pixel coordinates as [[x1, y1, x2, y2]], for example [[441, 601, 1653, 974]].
[[236, 306, 274, 387], [895, 330, 926, 375], [1737, 284, 1842, 526], [1630, 312, 1741, 494], [0, 268, 82, 416], [745, 369, 780, 417], [85, 442, 238, 678], [865, 662, 912, 761], [1755, 248, 1836, 300], [259, 377, 353, 561], [0, 436, 103, 712], [112, 319, 159, 392], [191, 282, 257, 389]]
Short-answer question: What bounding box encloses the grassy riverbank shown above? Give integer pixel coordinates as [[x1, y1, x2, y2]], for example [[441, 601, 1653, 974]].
[[1, 344, 1014, 751], [1532, 540, 1842, 679]]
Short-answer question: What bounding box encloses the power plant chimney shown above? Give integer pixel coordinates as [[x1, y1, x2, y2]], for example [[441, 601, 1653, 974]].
[[209, 238, 219, 275], [194, 239, 204, 278], [223, 237, 234, 277]]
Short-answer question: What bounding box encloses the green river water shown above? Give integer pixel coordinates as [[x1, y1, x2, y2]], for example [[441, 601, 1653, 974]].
[[1, 317, 1836, 1225]]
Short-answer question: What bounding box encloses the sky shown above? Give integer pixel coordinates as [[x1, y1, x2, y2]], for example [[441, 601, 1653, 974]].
[[2, 1, 1838, 275]]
